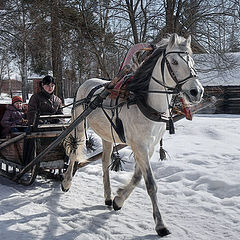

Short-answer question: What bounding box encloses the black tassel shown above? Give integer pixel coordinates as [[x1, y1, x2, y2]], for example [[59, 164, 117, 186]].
[[159, 147, 167, 161], [115, 117, 126, 143], [109, 152, 126, 172], [67, 135, 80, 153], [159, 139, 167, 161], [168, 118, 175, 134], [86, 135, 96, 152]]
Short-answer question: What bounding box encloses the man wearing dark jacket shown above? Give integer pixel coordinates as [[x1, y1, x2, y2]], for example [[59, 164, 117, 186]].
[[27, 75, 63, 125], [24, 75, 63, 165]]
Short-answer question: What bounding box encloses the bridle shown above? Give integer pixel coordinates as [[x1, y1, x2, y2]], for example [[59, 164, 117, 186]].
[[136, 50, 199, 134], [151, 50, 198, 95]]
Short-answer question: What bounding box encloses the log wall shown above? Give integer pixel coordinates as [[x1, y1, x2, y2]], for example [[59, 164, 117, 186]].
[[200, 85, 240, 114]]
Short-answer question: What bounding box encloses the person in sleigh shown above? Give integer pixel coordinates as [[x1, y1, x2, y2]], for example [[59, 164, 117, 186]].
[[0, 96, 28, 138]]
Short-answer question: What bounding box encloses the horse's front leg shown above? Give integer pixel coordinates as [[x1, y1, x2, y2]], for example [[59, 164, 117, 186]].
[[101, 139, 113, 206], [129, 145, 170, 237], [143, 163, 170, 236]]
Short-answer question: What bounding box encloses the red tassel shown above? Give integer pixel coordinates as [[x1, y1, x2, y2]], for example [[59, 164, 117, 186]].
[[180, 98, 192, 120]]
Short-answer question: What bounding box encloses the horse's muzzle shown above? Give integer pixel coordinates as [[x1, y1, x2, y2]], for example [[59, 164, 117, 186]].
[[182, 79, 204, 104]]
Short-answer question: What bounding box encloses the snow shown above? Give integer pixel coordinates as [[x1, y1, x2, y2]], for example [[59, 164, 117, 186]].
[[0, 96, 240, 239], [0, 93, 11, 104]]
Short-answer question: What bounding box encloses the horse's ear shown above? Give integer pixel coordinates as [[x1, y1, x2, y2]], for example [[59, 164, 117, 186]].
[[169, 33, 178, 48], [186, 35, 191, 47]]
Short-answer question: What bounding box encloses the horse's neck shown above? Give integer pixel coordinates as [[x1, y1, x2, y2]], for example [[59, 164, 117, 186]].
[[147, 57, 172, 114]]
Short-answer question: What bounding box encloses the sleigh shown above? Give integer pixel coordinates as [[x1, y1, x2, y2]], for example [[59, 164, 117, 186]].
[[0, 104, 128, 185], [0, 103, 73, 185]]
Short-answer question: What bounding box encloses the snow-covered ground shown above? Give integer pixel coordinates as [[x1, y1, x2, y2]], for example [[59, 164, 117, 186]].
[[0, 94, 240, 240]]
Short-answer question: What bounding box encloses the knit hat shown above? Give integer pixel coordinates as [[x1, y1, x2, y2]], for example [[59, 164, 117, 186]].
[[12, 96, 23, 104], [42, 75, 55, 85]]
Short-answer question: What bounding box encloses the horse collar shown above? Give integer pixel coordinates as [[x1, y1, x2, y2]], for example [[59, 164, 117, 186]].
[[136, 96, 169, 123]]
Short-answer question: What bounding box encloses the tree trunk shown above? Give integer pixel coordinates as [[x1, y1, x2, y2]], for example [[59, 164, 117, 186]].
[[21, 41, 28, 101], [50, 0, 64, 104], [21, 0, 28, 102], [125, 0, 140, 44], [165, 0, 176, 33]]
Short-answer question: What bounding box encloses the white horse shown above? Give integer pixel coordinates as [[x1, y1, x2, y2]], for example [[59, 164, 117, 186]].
[[62, 33, 204, 236]]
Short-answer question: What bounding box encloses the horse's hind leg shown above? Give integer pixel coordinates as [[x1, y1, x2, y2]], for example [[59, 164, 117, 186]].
[[61, 152, 76, 192], [61, 121, 85, 192], [113, 163, 142, 210], [101, 139, 113, 206]]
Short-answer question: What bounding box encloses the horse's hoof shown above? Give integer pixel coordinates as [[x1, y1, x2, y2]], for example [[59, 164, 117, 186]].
[[113, 199, 121, 211], [61, 184, 69, 192], [156, 227, 171, 237], [105, 199, 112, 206], [59, 174, 64, 182]]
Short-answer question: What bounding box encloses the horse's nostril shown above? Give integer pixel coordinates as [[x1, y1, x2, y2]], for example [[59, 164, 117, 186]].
[[190, 89, 198, 97]]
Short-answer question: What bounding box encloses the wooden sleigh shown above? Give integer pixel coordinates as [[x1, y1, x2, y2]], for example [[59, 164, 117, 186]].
[[0, 104, 72, 185], [0, 103, 128, 185]]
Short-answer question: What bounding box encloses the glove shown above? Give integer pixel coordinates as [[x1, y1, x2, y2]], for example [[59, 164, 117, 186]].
[[22, 118, 28, 125]]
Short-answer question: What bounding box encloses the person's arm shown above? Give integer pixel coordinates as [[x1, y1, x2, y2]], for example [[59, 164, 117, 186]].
[[27, 95, 39, 125], [56, 105, 63, 115], [14, 112, 23, 125], [56, 96, 63, 115], [1, 110, 13, 128]]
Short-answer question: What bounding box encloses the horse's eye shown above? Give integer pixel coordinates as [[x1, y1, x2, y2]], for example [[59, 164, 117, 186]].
[[172, 59, 178, 65]]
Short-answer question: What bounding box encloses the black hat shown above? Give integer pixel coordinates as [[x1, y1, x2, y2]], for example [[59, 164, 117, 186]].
[[42, 75, 55, 85]]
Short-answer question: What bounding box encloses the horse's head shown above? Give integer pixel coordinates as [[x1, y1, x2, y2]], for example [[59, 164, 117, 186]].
[[164, 33, 204, 104]]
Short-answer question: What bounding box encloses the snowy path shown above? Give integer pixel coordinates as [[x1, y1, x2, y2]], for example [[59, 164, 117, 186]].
[[0, 114, 240, 240]]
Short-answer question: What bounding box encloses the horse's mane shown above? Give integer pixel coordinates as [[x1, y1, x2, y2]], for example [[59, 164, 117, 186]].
[[126, 34, 191, 98], [126, 47, 165, 97]]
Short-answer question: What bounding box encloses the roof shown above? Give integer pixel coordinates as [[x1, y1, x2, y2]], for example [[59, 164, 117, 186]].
[[194, 52, 240, 86]]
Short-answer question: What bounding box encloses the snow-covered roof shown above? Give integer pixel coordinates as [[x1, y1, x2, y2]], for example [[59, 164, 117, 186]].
[[194, 52, 240, 86]]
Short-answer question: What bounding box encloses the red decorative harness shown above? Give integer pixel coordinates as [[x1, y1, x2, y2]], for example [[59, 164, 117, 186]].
[[109, 43, 193, 121], [109, 43, 153, 99]]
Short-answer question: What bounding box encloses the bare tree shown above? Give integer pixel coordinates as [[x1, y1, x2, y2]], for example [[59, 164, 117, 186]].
[[50, 0, 64, 102], [0, 0, 32, 101]]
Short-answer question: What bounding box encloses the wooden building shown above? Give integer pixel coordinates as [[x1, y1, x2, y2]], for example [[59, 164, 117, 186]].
[[195, 51, 240, 114], [0, 79, 22, 94], [201, 86, 240, 114]]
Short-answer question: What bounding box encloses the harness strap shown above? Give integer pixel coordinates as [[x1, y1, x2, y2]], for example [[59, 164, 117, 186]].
[[101, 106, 126, 143], [151, 76, 179, 93], [73, 84, 105, 110], [136, 97, 169, 123]]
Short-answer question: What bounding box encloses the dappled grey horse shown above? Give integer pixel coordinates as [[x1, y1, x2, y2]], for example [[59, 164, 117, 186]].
[[62, 33, 204, 236]]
